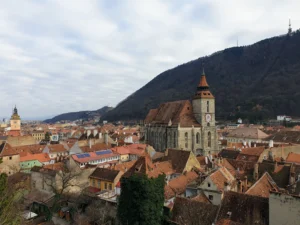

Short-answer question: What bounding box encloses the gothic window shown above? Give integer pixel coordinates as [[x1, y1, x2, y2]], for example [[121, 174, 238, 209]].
[[173, 132, 176, 148], [185, 132, 188, 149], [196, 132, 200, 144], [207, 101, 209, 113], [207, 122, 210, 127], [208, 132, 211, 147]]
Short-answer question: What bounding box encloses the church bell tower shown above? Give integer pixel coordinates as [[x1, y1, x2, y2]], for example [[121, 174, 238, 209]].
[[9, 106, 21, 136], [192, 69, 215, 127], [192, 69, 217, 155]]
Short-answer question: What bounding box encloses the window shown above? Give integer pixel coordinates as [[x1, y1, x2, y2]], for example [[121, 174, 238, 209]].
[[207, 122, 210, 127], [9, 156, 12, 160], [208, 132, 211, 147], [208, 182, 211, 187], [185, 132, 188, 149], [109, 183, 112, 190], [105, 183, 108, 190], [196, 132, 200, 144], [207, 101, 209, 113], [98, 180, 101, 188], [208, 195, 213, 200], [32, 181, 36, 189]]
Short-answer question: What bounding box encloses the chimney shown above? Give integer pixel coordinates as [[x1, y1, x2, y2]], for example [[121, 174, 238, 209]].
[[93, 129, 98, 137], [224, 182, 229, 191], [87, 130, 91, 137], [99, 132, 102, 139], [269, 140, 274, 148], [104, 132, 108, 145]]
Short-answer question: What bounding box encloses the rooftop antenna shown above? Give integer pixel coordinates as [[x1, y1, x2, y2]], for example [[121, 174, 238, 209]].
[[288, 18, 292, 35]]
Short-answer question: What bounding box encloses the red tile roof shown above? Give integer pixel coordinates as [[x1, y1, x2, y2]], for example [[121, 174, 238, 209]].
[[72, 151, 119, 164], [20, 152, 50, 163], [47, 144, 68, 153], [246, 172, 279, 197], [286, 152, 300, 164], [144, 100, 201, 127], [165, 171, 198, 199], [210, 167, 234, 191]]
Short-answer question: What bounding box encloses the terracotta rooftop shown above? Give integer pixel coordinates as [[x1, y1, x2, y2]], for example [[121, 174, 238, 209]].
[[209, 167, 234, 191], [122, 154, 154, 178], [80, 143, 112, 152], [144, 100, 201, 127], [226, 128, 269, 139], [165, 171, 198, 199], [239, 147, 265, 156], [72, 150, 119, 164], [111, 160, 137, 173], [20, 152, 51, 163], [0, 143, 18, 156], [47, 144, 68, 153], [286, 152, 300, 164], [191, 191, 211, 204], [246, 172, 279, 198]]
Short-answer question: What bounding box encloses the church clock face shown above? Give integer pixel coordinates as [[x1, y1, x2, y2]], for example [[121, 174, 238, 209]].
[[205, 114, 212, 122]]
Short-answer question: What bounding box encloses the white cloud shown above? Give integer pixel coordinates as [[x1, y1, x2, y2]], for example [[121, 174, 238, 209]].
[[0, 0, 299, 119]]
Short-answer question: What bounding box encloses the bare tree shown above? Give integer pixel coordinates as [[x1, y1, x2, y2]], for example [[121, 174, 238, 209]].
[[0, 173, 23, 225], [44, 165, 83, 196], [85, 200, 116, 225]]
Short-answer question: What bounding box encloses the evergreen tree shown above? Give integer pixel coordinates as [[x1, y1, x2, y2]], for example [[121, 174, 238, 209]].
[[117, 174, 165, 225]]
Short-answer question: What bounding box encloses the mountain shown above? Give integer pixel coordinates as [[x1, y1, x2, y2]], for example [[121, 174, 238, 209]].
[[101, 31, 300, 123], [44, 106, 113, 123]]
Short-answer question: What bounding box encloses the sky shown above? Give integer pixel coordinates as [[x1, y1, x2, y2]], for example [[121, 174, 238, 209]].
[[0, 0, 299, 120]]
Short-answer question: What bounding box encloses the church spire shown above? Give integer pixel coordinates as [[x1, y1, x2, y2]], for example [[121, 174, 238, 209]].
[[193, 68, 214, 99]]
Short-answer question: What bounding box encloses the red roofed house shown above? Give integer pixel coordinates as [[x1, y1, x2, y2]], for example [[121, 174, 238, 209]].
[[20, 152, 51, 173], [70, 149, 120, 169], [43, 144, 69, 162], [144, 70, 218, 155], [198, 167, 236, 205], [0, 142, 20, 175], [246, 172, 279, 198]]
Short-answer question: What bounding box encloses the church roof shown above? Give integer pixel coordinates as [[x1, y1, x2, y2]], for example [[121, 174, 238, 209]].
[[144, 100, 201, 127]]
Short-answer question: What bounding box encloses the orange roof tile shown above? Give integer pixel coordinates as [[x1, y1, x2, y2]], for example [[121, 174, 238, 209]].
[[246, 172, 279, 198], [20, 152, 50, 163], [166, 171, 198, 198], [286, 152, 300, 164], [47, 144, 68, 153], [210, 167, 234, 191], [111, 160, 137, 173]]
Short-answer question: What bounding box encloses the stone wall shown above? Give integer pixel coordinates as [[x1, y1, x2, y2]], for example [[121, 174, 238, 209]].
[[269, 192, 300, 225]]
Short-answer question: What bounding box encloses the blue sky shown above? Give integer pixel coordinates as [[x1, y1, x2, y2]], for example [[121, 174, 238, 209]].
[[0, 0, 299, 119]]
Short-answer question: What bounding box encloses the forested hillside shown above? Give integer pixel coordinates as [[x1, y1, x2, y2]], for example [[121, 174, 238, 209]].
[[102, 31, 300, 122]]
